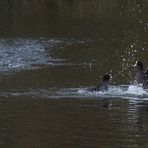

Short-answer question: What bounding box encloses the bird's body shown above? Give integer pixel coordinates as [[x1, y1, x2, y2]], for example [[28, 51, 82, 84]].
[[92, 81, 108, 91], [135, 61, 148, 89], [88, 74, 110, 92]]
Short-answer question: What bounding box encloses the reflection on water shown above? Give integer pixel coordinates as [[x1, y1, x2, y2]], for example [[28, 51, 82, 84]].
[[0, 97, 148, 148], [0, 0, 148, 39]]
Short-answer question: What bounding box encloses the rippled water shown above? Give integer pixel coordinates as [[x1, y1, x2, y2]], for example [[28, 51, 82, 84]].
[[1, 85, 148, 100], [0, 38, 65, 73], [0, 37, 147, 148], [0, 0, 148, 147]]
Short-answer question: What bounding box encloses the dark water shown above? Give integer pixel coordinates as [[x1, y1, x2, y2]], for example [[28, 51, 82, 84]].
[[0, 0, 148, 148]]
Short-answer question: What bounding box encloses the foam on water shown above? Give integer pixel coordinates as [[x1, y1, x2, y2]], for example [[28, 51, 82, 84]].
[[126, 85, 147, 95], [77, 85, 148, 99]]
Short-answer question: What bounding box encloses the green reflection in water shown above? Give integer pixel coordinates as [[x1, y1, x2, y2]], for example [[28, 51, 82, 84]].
[[0, 0, 147, 39]]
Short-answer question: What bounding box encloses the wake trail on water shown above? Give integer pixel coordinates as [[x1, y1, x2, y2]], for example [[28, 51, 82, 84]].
[[0, 85, 148, 100]]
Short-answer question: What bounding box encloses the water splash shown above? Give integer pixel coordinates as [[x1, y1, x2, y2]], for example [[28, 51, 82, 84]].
[[0, 38, 65, 73], [1, 85, 147, 100], [62, 85, 148, 100]]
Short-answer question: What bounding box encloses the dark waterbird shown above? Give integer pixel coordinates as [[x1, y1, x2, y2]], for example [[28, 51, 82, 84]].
[[88, 74, 111, 92], [134, 61, 148, 88]]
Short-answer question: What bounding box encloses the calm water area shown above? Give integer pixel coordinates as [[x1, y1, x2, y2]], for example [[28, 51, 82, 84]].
[[0, 0, 148, 147]]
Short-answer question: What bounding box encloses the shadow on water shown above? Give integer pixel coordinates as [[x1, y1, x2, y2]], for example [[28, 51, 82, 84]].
[[0, 0, 148, 148]]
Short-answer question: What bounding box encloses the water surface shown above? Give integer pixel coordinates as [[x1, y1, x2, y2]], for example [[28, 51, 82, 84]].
[[0, 0, 148, 148], [0, 37, 147, 148]]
